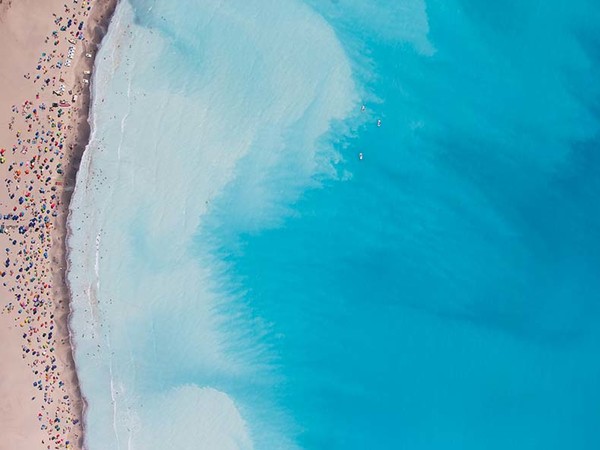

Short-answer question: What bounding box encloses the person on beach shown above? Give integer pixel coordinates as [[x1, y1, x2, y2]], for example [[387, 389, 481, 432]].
[[0, 0, 111, 448]]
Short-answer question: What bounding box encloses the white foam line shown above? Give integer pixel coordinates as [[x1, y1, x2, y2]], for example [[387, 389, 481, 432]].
[[117, 107, 128, 161], [94, 232, 101, 292], [107, 335, 122, 450], [85, 284, 94, 325]]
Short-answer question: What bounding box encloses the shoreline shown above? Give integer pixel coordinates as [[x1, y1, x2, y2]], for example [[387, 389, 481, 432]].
[[0, 1, 117, 448], [55, 2, 118, 448]]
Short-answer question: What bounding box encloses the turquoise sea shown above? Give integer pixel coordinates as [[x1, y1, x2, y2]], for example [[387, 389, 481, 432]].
[[67, 0, 600, 448]]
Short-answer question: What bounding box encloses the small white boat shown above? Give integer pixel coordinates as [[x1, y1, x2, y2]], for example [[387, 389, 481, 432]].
[[377, 119, 382, 127], [358, 152, 363, 160]]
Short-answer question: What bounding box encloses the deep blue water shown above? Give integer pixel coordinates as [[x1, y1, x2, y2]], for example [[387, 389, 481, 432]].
[[200, 1, 600, 448]]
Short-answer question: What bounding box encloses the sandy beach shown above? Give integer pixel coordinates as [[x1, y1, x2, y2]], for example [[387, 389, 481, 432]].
[[0, 0, 116, 448]]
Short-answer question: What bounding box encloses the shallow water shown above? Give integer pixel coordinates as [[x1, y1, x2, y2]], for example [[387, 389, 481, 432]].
[[68, 0, 600, 448]]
